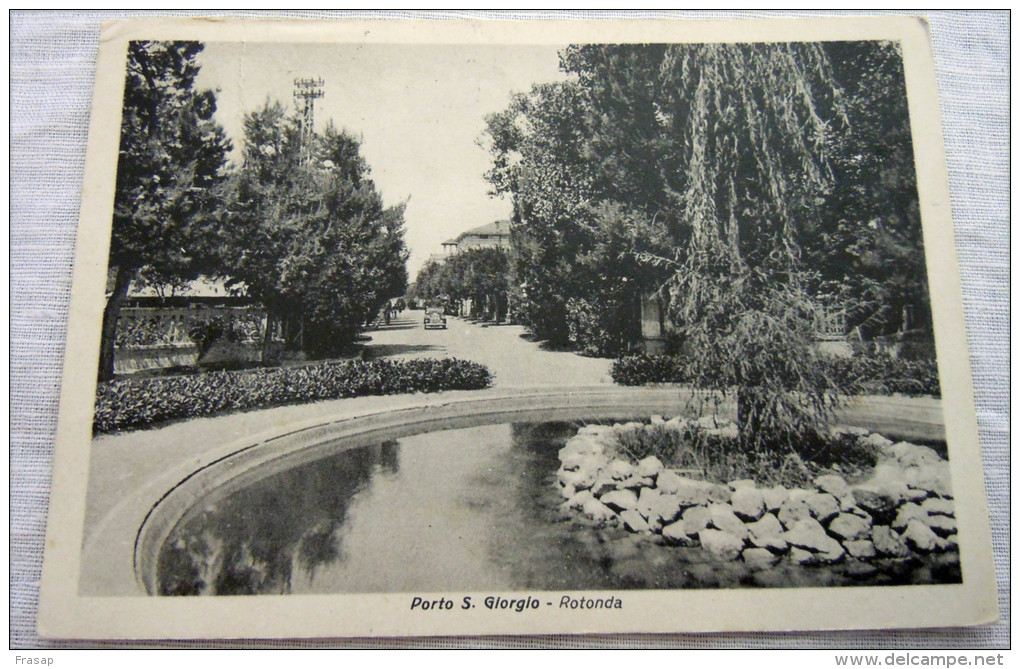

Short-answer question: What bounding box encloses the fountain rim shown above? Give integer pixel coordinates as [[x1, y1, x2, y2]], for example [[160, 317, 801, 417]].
[[74, 384, 943, 597], [132, 385, 703, 595]]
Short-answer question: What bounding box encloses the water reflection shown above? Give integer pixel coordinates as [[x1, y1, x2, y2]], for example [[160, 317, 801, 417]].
[[156, 421, 959, 596], [158, 441, 399, 595]]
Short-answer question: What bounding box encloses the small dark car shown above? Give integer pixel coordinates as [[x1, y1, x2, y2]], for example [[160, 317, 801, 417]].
[[424, 309, 447, 330]]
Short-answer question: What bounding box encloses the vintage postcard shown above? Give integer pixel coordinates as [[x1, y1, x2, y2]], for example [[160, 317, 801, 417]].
[[38, 16, 997, 639]]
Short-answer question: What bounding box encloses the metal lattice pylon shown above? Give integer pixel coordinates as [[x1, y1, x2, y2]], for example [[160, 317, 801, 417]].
[[293, 77, 325, 163]]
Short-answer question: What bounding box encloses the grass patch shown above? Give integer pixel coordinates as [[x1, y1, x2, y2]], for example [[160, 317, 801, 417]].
[[610, 421, 881, 489]]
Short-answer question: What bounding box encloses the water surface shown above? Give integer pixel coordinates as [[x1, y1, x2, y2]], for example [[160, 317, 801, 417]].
[[157, 421, 959, 596]]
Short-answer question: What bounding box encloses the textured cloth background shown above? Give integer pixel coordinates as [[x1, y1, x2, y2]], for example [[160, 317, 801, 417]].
[[10, 10, 1009, 649]]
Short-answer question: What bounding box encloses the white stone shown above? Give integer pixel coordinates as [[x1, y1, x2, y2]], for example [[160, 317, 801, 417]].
[[872, 463, 905, 482], [731, 487, 766, 521], [636, 455, 665, 478], [589, 476, 617, 498], [777, 497, 812, 529], [676, 480, 713, 507], [925, 514, 957, 537], [843, 539, 877, 559], [851, 487, 898, 522], [892, 503, 928, 532], [605, 459, 635, 481], [729, 478, 757, 491], [636, 487, 661, 519], [557, 467, 596, 490], [828, 513, 873, 542], [903, 487, 929, 503], [902, 518, 941, 553], [618, 475, 655, 490], [679, 505, 712, 537], [707, 484, 732, 504], [698, 529, 745, 561], [601, 489, 639, 512], [561, 435, 605, 457], [805, 492, 841, 523], [872, 525, 910, 558], [892, 442, 943, 468], [559, 452, 607, 473], [581, 497, 617, 523], [743, 547, 781, 570], [709, 503, 748, 539], [654, 469, 683, 494], [762, 486, 790, 512], [814, 474, 850, 498], [782, 518, 844, 558], [620, 509, 651, 532], [661, 521, 697, 546], [788, 488, 814, 504], [746, 513, 788, 552], [860, 432, 894, 450], [904, 462, 953, 498], [566, 489, 595, 511], [921, 497, 955, 516], [647, 493, 684, 525], [789, 547, 817, 565]]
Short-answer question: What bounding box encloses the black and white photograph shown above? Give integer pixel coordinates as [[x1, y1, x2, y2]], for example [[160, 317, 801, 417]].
[[31, 16, 999, 640]]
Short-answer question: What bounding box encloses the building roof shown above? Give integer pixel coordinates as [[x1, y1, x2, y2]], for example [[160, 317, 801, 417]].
[[454, 219, 510, 242], [126, 276, 242, 299]]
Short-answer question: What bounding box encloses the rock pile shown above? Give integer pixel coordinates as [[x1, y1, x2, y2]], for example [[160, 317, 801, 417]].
[[556, 417, 958, 574]]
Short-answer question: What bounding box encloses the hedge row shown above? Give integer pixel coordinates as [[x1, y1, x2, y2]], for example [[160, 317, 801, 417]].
[[611, 353, 940, 397], [94, 358, 492, 434], [821, 355, 941, 397]]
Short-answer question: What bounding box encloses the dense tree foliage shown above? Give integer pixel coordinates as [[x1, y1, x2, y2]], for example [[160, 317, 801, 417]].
[[101, 43, 409, 375], [414, 247, 510, 321], [100, 40, 231, 380], [811, 41, 929, 343], [485, 82, 596, 344], [484, 82, 663, 353], [220, 105, 409, 356], [484, 40, 929, 451]]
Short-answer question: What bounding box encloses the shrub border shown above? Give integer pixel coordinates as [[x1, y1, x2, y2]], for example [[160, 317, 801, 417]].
[[94, 358, 492, 434]]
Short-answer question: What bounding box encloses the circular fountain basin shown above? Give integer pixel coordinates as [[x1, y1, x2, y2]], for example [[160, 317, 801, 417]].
[[77, 386, 944, 596]]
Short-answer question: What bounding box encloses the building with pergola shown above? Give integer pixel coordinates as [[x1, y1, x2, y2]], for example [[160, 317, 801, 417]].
[[441, 220, 510, 255]]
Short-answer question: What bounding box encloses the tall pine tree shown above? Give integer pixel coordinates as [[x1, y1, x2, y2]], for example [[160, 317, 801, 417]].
[[99, 40, 230, 381]]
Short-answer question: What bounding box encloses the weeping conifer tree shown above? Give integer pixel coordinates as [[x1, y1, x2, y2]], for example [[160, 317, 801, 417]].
[[654, 42, 851, 454]]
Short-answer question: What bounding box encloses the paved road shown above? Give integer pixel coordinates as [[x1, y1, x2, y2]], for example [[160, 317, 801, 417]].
[[363, 309, 612, 387]]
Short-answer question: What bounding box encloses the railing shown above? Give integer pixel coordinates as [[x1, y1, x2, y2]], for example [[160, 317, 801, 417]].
[[115, 306, 281, 349]]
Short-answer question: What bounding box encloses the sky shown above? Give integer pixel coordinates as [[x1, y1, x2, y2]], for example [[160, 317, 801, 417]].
[[195, 42, 569, 278]]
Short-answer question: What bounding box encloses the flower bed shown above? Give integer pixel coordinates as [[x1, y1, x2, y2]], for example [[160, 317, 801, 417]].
[[94, 358, 492, 434], [556, 416, 958, 580]]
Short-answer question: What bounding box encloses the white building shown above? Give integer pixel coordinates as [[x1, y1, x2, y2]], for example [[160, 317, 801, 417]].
[[441, 220, 511, 255]]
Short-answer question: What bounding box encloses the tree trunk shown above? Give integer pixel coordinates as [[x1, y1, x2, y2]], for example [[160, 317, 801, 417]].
[[98, 264, 134, 382], [735, 388, 763, 451], [261, 311, 276, 363]]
